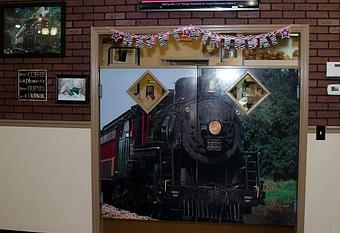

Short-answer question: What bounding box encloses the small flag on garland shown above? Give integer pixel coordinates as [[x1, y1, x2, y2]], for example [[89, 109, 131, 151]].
[[158, 32, 168, 47], [146, 34, 155, 48], [189, 28, 200, 40], [223, 36, 232, 50], [123, 33, 134, 47], [235, 36, 246, 49], [210, 34, 220, 47], [201, 31, 210, 45], [246, 35, 258, 49], [259, 35, 270, 48], [135, 35, 144, 49], [170, 30, 180, 42], [268, 32, 278, 45]]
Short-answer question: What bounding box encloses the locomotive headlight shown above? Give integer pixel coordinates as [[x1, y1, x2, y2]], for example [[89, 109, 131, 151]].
[[209, 120, 222, 135]]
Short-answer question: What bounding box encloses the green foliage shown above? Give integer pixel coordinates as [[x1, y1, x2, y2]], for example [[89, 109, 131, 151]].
[[241, 69, 299, 180], [244, 179, 296, 225], [264, 179, 297, 205]]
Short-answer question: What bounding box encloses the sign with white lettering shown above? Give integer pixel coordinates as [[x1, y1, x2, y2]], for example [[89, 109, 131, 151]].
[[18, 70, 47, 101]]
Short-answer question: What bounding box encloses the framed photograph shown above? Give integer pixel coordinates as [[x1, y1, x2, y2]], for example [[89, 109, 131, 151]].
[[56, 75, 89, 104], [221, 48, 237, 61], [2, 2, 65, 57], [108, 47, 140, 66]]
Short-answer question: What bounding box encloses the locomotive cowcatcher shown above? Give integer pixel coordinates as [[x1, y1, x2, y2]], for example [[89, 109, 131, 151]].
[[100, 73, 265, 222]]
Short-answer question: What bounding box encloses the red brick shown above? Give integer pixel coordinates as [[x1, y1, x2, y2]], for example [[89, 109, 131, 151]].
[[271, 19, 294, 24], [317, 111, 339, 118], [310, 26, 329, 33], [259, 4, 271, 10], [181, 19, 203, 25], [330, 27, 340, 33], [261, 11, 283, 18], [308, 119, 327, 126], [116, 5, 136, 12], [43, 114, 63, 121], [84, 0, 105, 5], [284, 11, 306, 18], [318, 50, 339, 57], [225, 19, 248, 24], [4, 58, 23, 64], [203, 19, 225, 25], [295, 19, 317, 25], [159, 19, 180, 26], [5, 113, 23, 120], [63, 114, 83, 121], [94, 21, 116, 27], [126, 12, 147, 19], [95, 6, 115, 13], [329, 42, 340, 48], [248, 19, 271, 24], [73, 6, 93, 13], [310, 42, 328, 48], [67, 0, 83, 6], [24, 113, 43, 120], [330, 103, 340, 110], [73, 107, 91, 114], [309, 103, 328, 110], [147, 12, 169, 19], [328, 119, 340, 126], [33, 107, 52, 114], [237, 12, 260, 18], [318, 64, 327, 72], [318, 19, 340, 26], [83, 13, 105, 20], [115, 20, 136, 26], [66, 14, 83, 21], [272, 4, 294, 10], [318, 4, 340, 11], [73, 21, 94, 27], [136, 19, 157, 26], [318, 34, 339, 41], [214, 12, 237, 18], [307, 11, 329, 18], [330, 11, 340, 18], [105, 0, 125, 4], [309, 111, 317, 118], [105, 13, 125, 20], [171, 12, 192, 18], [318, 95, 339, 102], [295, 4, 317, 10], [66, 28, 82, 35], [0, 106, 14, 112], [53, 64, 73, 71], [66, 42, 82, 50], [309, 95, 317, 102]]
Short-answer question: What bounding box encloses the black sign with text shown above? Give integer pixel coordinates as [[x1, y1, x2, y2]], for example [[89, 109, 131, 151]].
[[18, 70, 47, 101]]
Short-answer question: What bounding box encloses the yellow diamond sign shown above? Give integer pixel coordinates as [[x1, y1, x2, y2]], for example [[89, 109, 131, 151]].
[[127, 70, 169, 114]]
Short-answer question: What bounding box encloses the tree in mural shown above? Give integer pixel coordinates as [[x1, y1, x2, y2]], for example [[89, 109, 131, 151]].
[[241, 69, 299, 181]]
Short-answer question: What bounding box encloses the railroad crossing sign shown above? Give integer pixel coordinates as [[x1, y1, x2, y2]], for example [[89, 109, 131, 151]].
[[127, 70, 169, 114]]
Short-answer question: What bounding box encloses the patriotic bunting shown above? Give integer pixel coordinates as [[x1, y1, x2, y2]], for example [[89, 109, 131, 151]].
[[110, 25, 291, 50]]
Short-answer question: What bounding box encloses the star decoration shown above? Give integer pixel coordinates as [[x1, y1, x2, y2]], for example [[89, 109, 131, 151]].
[[111, 32, 122, 42], [280, 28, 291, 39]]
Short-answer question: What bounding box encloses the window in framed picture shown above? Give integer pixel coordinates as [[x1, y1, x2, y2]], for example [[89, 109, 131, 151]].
[[108, 47, 140, 66], [2, 2, 65, 57]]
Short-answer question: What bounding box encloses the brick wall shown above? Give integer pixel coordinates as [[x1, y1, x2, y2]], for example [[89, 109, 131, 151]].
[[0, 0, 339, 125]]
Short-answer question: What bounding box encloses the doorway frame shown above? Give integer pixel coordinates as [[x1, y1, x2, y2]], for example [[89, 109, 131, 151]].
[[91, 25, 309, 233]]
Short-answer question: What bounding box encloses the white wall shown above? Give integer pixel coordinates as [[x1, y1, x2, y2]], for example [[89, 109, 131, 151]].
[[0, 126, 92, 233], [305, 133, 340, 233]]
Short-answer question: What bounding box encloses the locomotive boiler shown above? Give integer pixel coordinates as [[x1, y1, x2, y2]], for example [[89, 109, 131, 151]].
[[100, 74, 265, 222]]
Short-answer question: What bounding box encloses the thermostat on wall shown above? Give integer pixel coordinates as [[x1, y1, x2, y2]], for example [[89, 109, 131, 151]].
[[327, 84, 340, 95]]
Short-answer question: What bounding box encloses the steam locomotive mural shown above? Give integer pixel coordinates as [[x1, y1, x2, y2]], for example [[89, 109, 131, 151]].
[[100, 68, 299, 225], [3, 5, 63, 55]]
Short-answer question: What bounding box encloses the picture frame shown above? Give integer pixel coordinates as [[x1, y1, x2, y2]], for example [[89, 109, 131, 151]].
[[108, 47, 140, 66], [1, 2, 66, 57], [56, 75, 89, 104]]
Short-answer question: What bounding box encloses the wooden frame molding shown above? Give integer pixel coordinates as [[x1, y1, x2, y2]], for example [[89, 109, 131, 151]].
[[91, 25, 309, 233]]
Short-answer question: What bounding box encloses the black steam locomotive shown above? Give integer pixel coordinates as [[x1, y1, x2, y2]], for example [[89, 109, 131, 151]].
[[101, 74, 265, 222]]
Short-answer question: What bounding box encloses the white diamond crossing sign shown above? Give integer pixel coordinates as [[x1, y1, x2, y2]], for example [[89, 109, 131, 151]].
[[127, 70, 169, 114]]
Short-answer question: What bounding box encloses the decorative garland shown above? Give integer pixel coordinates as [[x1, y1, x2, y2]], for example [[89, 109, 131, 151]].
[[111, 25, 291, 50]]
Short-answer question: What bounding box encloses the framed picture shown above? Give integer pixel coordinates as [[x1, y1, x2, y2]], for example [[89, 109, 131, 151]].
[[56, 75, 89, 104], [221, 48, 237, 61], [108, 47, 140, 66], [18, 69, 47, 101], [2, 2, 65, 57]]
